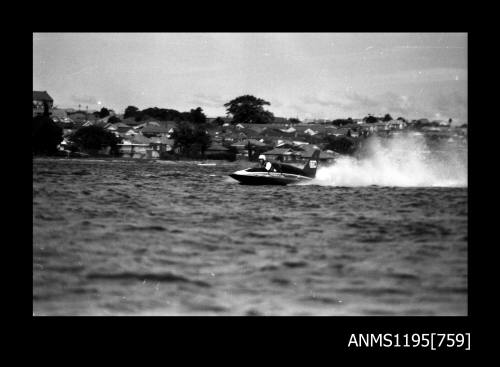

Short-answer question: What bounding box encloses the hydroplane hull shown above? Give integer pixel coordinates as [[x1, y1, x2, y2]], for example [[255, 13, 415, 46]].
[[229, 169, 312, 185]]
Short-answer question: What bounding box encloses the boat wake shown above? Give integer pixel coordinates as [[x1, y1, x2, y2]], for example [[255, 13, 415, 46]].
[[312, 133, 467, 187]]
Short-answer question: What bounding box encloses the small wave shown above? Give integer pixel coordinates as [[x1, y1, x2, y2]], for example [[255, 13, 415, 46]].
[[245, 231, 268, 239], [426, 286, 467, 294], [122, 225, 167, 232], [260, 264, 279, 272], [36, 170, 60, 175], [86, 271, 210, 287], [361, 308, 399, 316], [282, 261, 308, 268], [183, 300, 229, 313], [270, 277, 291, 286], [387, 272, 419, 281], [300, 295, 343, 305], [35, 213, 65, 221], [160, 172, 187, 178], [44, 264, 85, 273], [246, 308, 264, 316], [72, 170, 92, 175], [337, 286, 413, 297]]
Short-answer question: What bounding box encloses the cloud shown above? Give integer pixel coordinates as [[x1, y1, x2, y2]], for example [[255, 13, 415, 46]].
[[302, 92, 391, 112], [433, 91, 467, 114], [188, 94, 229, 109], [372, 68, 467, 86], [71, 94, 98, 105], [300, 90, 467, 121], [432, 91, 467, 122]]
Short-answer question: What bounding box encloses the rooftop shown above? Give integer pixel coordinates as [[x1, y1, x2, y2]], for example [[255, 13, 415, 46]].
[[33, 91, 53, 102]]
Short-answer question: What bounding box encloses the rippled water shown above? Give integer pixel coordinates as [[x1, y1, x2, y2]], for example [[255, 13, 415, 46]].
[[33, 158, 467, 316]]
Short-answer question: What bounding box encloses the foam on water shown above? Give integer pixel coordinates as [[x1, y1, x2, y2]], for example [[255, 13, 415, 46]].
[[313, 133, 467, 187]]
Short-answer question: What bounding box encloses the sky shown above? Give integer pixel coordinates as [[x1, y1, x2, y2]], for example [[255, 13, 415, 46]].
[[33, 33, 467, 123]]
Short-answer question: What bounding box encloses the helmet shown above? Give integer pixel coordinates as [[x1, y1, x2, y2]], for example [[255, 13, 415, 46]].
[[258, 154, 266, 160]]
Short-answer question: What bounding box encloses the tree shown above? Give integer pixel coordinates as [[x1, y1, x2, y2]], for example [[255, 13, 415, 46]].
[[363, 115, 378, 124], [323, 135, 357, 155], [99, 107, 110, 118], [332, 118, 353, 127], [212, 117, 225, 126], [224, 95, 274, 124], [33, 104, 63, 155], [171, 121, 211, 157], [382, 113, 393, 122], [189, 107, 207, 124], [108, 115, 121, 124], [124, 105, 139, 119], [288, 118, 301, 124], [69, 125, 122, 154], [134, 107, 186, 122]]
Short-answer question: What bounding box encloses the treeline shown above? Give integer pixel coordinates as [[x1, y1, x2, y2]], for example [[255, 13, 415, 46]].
[[123, 106, 206, 124], [122, 105, 211, 157]]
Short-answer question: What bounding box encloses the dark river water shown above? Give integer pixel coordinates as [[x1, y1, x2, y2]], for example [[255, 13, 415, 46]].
[[33, 158, 467, 316]]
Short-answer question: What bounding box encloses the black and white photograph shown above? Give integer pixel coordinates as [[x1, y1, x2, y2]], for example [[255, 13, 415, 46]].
[[33, 32, 468, 317]]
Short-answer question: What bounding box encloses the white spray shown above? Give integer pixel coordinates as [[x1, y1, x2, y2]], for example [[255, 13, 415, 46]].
[[313, 133, 467, 187]]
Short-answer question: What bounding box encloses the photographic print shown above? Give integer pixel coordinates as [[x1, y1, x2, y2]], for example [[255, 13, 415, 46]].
[[33, 33, 467, 316]]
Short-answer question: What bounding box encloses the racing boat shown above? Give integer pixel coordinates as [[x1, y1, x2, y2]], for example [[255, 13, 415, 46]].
[[229, 150, 320, 185]]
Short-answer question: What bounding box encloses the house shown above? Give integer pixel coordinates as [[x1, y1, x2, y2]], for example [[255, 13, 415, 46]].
[[231, 139, 268, 159], [118, 134, 155, 158], [330, 127, 352, 137], [121, 117, 144, 127], [387, 119, 406, 130], [156, 121, 177, 133], [304, 128, 318, 136], [280, 127, 296, 133], [357, 123, 375, 134], [230, 139, 267, 150], [275, 140, 296, 149], [51, 108, 68, 121], [299, 146, 337, 163], [205, 143, 230, 158], [104, 123, 117, 131], [207, 143, 229, 152], [67, 111, 90, 124], [149, 136, 174, 154], [258, 127, 288, 138], [33, 91, 53, 116], [232, 127, 260, 139], [140, 124, 171, 137], [114, 123, 134, 134], [262, 148, 299, 162], [372, 121, 390, 131]]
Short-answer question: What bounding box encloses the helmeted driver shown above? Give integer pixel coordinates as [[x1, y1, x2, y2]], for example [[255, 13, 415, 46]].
[[258, 154, 273, 172]]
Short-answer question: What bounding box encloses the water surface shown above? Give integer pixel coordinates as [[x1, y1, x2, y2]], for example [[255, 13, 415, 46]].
[[33, 158, 467, 315]]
